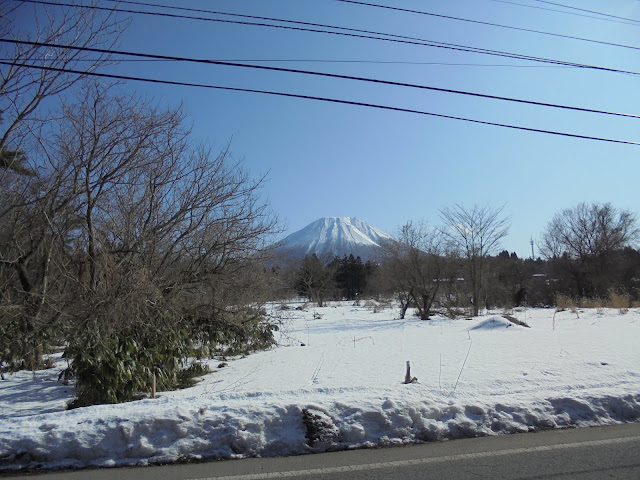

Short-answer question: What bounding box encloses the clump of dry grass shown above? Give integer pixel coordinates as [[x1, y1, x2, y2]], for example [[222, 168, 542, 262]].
[[556, 291, 635, 315], [579, 297, 605, 315], [610, 291, 630, 314], [445, 307, 468, 319], [368, 298, 393, 313], [581, 297, 604, 309], [364, 300, 382, 313], [555, 294, 577, 314], [555, 294, 579, 319]]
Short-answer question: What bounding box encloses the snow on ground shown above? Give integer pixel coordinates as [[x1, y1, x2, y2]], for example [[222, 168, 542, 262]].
[[1, 302, 640, 471]]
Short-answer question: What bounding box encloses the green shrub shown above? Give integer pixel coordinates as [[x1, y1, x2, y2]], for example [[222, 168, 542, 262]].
[[62, 324, 193, 407], [194, 307, 277, 357], [62, 306, 277, 407]]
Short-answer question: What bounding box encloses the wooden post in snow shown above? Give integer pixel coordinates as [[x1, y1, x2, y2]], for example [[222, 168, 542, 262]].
[[404, 361, 417, 384]]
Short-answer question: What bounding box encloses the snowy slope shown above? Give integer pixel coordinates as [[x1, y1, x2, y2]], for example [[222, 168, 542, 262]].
[[1, 304, 640, 471], [275, 217, 394, 262]]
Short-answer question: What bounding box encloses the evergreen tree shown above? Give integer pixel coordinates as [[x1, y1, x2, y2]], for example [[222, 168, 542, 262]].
[[335, 254, 367, 300]]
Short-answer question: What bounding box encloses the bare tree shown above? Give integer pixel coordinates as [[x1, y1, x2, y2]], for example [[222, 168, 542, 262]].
[[380, 221, 444, 320], [0, 2, 125, 370], [439, 204, 510, 316], [0, 172, 67, 369], [49, 82, 277, 318], [540, 202, 638, 298], [0, 1, 123, 158], [540, 202, 638, 260], [1, 82, 279, 404], [294, 254, 335, 307], [0, 3, 283, 405]]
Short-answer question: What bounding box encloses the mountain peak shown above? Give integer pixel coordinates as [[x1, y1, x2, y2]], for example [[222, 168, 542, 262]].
[[275, 217, 393, 262]]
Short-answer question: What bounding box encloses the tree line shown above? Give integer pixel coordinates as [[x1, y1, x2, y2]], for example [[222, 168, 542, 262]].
[[283, 203, 639, 320]]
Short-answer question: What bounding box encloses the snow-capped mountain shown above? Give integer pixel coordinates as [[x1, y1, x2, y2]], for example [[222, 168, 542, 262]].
[[275, 217, 394, 262]]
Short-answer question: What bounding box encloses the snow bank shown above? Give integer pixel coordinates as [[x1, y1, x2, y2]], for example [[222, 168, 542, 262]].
[[1, 305, 640, 471], [2, 388, 639, 471]]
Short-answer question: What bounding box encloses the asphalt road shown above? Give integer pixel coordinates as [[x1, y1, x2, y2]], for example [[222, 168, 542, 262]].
[[4, 422, 640, 479]]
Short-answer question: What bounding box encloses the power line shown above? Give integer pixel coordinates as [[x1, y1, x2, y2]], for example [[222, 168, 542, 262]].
[[120, 0, 640, 31], [0, 56, 574, 68], [486, 0, 640, 26], [3, 38, 639, 119], [15, 0, 572, 66], [335, 0, 640, 52], [2, 60, 637, 146], [11, 0, 632, 74], [534, 0, 640, 24], [13, 0, 534, 58], [117, 0, 640, 29]]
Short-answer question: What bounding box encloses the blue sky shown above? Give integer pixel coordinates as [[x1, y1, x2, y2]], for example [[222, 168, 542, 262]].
[[19, 0, 640, 257]]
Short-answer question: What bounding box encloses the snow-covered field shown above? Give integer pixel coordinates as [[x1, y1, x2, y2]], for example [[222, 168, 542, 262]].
[[1, 302, 640, 471]]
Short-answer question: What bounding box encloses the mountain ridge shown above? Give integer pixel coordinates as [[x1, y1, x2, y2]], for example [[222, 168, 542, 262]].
[[275, 216, 394, 262]]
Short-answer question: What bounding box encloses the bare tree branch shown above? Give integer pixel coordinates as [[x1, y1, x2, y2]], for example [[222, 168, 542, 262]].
[[0, 0, 126, 154]]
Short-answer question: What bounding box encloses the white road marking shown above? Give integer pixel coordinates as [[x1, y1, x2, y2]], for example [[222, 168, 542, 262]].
[[199, 435, 640, 480]]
